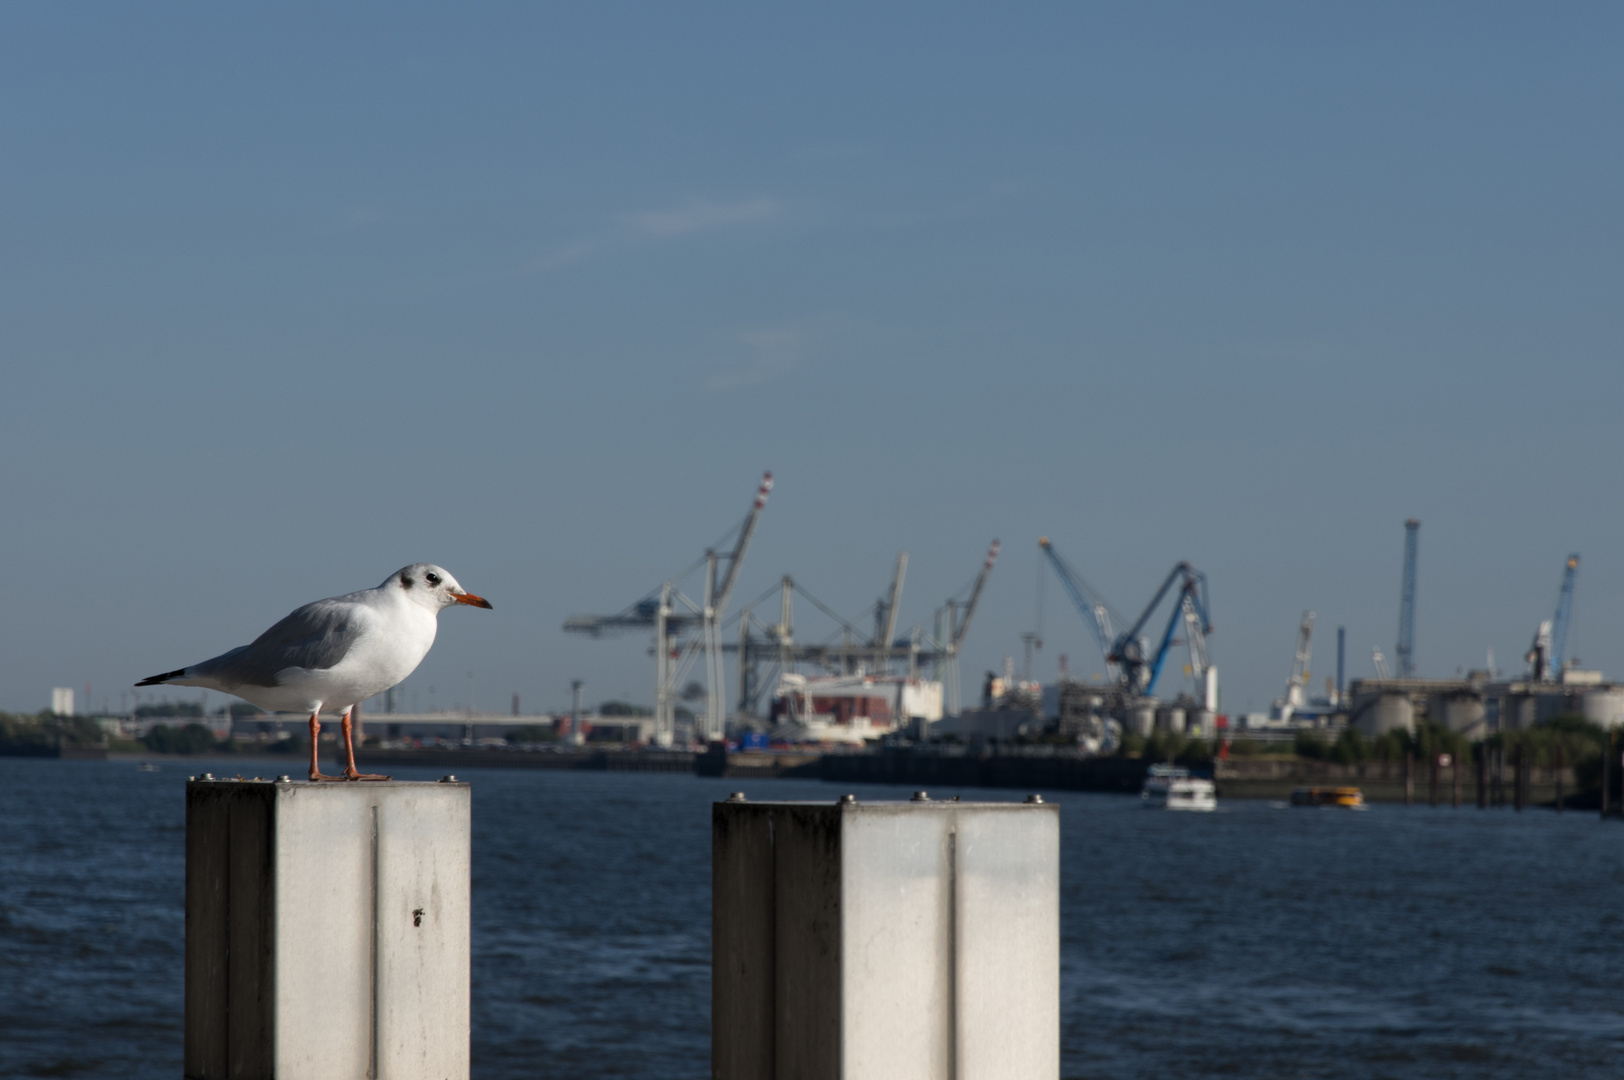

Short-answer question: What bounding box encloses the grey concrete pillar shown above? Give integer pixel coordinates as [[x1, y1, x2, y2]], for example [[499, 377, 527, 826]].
[[713, 795, 1060, 1080], [185, 778, 470, 1080]]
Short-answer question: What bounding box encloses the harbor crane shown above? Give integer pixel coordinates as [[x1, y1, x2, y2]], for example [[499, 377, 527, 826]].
[[942, 540, 1000, 714], [1527, 554, 1580, 681], [727, 540, 1000, 718], [1038, 537, 1119, 685], [1272, 611, 1314, 721], [1039, 538, 1215, 707], [564, 472, 772, 745]]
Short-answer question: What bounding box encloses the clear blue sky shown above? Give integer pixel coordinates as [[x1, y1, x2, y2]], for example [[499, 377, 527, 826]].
[[2, 3, 1620, 717]]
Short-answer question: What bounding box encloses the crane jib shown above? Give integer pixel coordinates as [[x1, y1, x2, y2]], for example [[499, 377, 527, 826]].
[[1038, 537, 1212, 698]]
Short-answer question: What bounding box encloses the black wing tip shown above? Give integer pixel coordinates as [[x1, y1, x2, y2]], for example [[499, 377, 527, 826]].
[[135, 667, 188, 687]]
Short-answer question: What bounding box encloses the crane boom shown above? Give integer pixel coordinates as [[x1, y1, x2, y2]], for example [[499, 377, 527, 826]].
[[878, 552, 908, 648], [1113, 562, 1211, 695], [1138, 566, 1212, 695], [952, 540, 1000, 647], [1038, 537, 1120, 677], [712, 471, 773, 616]]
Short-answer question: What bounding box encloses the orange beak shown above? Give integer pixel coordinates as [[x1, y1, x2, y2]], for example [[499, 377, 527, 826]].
[[453, 591, 493, 609]]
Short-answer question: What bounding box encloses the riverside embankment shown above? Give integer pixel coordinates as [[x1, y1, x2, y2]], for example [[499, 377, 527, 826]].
[[94, 745, 1597, 806]]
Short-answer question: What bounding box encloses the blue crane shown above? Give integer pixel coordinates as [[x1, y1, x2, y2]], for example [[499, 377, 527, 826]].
[[1038, 538, 1213, 698], [1114, 561, 1213, 695], [1396, 519, 1419, 678], [1526, 553, 1580, 681]]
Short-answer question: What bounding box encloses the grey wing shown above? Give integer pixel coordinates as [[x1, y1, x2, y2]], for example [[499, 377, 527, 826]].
[[190, 599, 368, 688]]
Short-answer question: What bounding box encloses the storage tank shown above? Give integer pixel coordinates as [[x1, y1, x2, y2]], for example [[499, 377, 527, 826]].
[[1354, 692, 1414, 737], [1583, 688, 1624, 729], [1438, 693, 1486, 737], [1155, 705, 1186, 733], [1129, 703, 1156, 737], [1187, 709, 1216, 738]]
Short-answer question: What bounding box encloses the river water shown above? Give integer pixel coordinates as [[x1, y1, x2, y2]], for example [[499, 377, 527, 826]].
[[2, 757, 1622, 1078]]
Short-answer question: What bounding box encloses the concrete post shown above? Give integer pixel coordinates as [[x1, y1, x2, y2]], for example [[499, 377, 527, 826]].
[[713, 794, 1060, 1080], [185, 777, 470, 1080]]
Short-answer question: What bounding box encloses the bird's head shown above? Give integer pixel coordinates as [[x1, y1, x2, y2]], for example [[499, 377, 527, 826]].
[[389, 564, 493, 612]]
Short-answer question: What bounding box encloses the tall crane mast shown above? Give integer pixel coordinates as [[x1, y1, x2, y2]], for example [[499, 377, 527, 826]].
[[1550, 554, 1579, 676], [1396, 518, 1419, 679], [1528, 553, 1579, 681]]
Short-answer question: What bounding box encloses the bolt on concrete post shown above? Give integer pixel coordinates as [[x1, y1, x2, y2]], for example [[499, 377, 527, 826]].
[[713, 794, 1060, 1080], [185, 779, 471, 1080]]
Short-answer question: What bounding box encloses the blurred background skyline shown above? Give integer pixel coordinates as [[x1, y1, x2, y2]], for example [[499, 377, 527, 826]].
[[2, 3, 1621, 717]]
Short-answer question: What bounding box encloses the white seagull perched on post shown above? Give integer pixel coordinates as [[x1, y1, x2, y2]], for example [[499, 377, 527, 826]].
[[136, 563, 492, 781]]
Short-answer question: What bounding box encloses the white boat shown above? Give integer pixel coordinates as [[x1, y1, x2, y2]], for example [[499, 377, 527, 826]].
[[1141, 765, 1216, 812]]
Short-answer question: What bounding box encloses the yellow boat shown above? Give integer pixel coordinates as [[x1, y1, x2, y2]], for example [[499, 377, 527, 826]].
[[1290, 786, 1366, 809]]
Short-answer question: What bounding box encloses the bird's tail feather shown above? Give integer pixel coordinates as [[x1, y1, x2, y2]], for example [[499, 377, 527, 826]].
[[135, 667, 189, 687]]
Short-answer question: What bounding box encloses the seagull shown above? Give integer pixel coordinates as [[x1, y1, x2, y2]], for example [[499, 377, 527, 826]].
[[136, 563, 492, 781]]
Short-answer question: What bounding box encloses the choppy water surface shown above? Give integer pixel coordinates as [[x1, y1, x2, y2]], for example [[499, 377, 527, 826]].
[[2, 758, 1623, 1079]]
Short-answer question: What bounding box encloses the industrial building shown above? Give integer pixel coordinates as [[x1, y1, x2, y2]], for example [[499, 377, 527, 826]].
[[1346, 670, 1624, 739], [1291, 539, 1621, 741]]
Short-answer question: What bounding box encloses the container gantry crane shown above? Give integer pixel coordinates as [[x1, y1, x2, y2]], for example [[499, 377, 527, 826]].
[[726, 539, 1000, 718], [564, 471, 772, 744]]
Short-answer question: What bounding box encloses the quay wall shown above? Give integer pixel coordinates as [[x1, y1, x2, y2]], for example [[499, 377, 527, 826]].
[[1215, 758, 1580, 805], [356, 748, 698, 773], [87, 745, 1600, 808], [818, 752, 1149, 794]]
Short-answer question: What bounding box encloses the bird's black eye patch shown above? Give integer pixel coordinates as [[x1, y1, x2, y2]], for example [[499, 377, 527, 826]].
[[401, 575, 414, 589], [426, 572, 441, 585]]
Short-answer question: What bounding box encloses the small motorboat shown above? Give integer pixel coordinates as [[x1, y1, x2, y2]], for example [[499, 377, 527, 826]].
[[136, 762, 158, 772], [1289, 786, 1365, 809], [1142, 764, 1217, 812]]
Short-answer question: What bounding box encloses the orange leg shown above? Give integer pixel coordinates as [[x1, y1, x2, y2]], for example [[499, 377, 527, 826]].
[[340, 704, 390, 781], [308, 712, 343, 782]]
